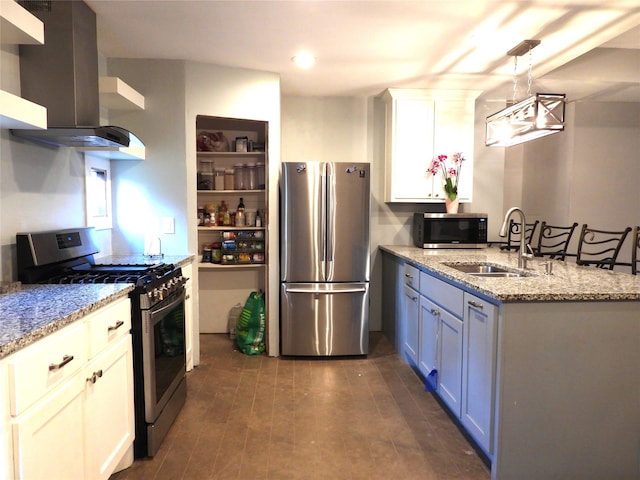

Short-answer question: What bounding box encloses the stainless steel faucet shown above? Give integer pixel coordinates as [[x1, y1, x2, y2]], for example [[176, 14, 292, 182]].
[[499, 207, 533, 269]]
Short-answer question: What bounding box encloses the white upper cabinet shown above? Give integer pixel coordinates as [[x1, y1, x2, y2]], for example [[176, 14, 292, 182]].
[[0, 1, 46, 130], [381, 88, 480, 203]]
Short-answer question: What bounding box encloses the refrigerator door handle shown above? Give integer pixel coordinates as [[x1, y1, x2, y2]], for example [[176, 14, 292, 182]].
[[326, 171, 333, 267], [283, 286, 367, 294], [320, 171, 328, 269]]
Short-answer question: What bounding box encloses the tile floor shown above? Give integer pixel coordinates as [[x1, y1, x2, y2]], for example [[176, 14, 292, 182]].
[[110, 333, 490, 480]]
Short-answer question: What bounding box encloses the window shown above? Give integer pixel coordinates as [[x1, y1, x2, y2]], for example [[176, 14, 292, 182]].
[[84, 155, 112, 230]]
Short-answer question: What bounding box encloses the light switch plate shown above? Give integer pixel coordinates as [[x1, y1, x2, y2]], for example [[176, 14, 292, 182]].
[[161, 217, 175, 234]]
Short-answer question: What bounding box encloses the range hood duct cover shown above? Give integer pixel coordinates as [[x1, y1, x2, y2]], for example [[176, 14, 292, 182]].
[[11, 0, 143, 150]]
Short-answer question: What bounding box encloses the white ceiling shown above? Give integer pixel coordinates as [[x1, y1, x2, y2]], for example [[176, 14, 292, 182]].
[[87, 0, 640, 102]]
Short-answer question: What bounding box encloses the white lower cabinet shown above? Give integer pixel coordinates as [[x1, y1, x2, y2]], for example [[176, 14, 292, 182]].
[[402, 284, 420, 365], [12, 372, 86, 480], [3, 297, 134, 480], [437, 308, 463, 417], [416, 269, 498, 457], [418, 296, 439, 378], [461, 291, 498, 456], [84, 335, 134, 480]]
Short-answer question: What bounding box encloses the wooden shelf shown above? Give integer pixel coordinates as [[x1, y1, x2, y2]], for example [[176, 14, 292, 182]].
[[197, 226, 264, 232], [196, 151, 265, 157], [77, 146, 145, 161], [99, 77, 145, 110], [197, 189, 265, 194], [198, 262, 266, 270], [0, 89, 47, 129], [0, 1, 44, 45]]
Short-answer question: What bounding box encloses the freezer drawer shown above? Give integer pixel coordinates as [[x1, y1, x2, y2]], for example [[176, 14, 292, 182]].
[[281, 282, 369, 356]]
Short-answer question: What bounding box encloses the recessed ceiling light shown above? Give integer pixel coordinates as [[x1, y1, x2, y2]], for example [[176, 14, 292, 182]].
[[292, 51, 315, 69]]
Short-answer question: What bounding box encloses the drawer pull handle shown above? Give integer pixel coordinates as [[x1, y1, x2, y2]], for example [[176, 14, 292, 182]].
[[468, 300, 484, 309], [108, 320, 125, 332], [405, 273, 413, 279], [87, 369, 103, 384], [430, 308, 440, 316], [49, 354, 74, 371]]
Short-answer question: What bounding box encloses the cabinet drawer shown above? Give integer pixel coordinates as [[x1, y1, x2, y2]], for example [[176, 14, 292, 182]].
[[420, 272, 463, 317], [87, 298, 131, 359], [403, 263, 420, 290], [8, 321, 88, 416]]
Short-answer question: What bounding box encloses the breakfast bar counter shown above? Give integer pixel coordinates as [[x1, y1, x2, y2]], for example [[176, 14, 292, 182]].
[[380, 245, 639, 480], [380, 245, 640, 302]]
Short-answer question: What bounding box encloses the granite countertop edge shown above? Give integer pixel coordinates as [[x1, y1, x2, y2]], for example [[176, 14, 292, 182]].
[[380, 245, 640, 303], [0, 254, 194, 360], [0, 284, 134, 360]]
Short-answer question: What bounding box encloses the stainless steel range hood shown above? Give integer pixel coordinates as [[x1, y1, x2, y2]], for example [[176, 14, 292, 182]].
[[11, 0, 144, 151]]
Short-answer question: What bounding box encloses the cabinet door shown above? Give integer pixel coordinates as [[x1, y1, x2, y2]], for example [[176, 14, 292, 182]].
[[12, 374, 86, 480], [418, 296, 439, 379], [383, 92, 435, 202], [182, 263, 194, 371], [433, 99, 475, 201], [84, 335, 134, 480], [438, 308, 463, 417], [402, 284, 420, 365], [461, 292, 498, 456]]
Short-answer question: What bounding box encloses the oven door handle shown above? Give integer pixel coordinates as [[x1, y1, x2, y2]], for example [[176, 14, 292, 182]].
[[150, 289, 185, 321]]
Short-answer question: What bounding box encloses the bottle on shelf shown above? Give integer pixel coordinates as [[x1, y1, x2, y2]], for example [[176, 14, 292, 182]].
[[236, 198, 246, 226], [218, 200, 228, 226], [255, 210, 262, 227]]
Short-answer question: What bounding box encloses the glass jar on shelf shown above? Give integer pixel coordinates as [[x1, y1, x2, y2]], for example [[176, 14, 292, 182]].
[[244, 163, 257, 190], [198, 159, 214, 190], [214, 168, 225, 190], [224, 169, 235, 190], [234, 164, 245, 190], [256, 162, 265, 189]]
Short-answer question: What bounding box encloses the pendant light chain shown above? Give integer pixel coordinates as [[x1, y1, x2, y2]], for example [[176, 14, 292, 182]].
[[527, 46, 533, 97], [512, 55, 518, 104]]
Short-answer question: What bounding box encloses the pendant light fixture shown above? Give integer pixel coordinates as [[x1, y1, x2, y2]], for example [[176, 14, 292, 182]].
[[485, 40, 566, 147]]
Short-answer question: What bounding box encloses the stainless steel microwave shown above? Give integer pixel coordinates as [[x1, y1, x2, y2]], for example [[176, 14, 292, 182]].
[[413, 213, 488, 248]]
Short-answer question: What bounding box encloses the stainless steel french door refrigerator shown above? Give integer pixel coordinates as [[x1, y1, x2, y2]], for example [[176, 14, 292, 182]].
[[280, 162, 370, 356]]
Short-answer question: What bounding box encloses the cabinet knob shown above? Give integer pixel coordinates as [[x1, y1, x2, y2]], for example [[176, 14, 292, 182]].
[[86, 369, 103, 384], [430, 308, 440, 316]]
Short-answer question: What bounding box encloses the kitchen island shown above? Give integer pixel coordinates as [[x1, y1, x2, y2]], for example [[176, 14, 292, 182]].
[[380, 245, 640, 480]]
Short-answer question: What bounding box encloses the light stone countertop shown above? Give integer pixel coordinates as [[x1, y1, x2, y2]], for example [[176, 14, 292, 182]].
[[0, 284, 133, 359], [0, 253, 194, 359], [380, 245, 640, 303], [95, 254, 194, 268]]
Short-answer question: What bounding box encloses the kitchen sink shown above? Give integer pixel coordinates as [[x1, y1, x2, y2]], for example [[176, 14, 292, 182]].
[[444, 263, 510, 274], [467, 271, 525, 278], [443, 262, 532, 278]]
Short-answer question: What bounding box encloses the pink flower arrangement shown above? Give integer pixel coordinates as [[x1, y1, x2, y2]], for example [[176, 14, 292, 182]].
[[426, 152, 465, 201]]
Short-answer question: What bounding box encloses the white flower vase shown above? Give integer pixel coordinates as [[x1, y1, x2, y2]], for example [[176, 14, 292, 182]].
[[445, 197, 459, 214]]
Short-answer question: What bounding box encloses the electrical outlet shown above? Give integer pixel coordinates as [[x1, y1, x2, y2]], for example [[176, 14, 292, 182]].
[[161, 217, 175, 234]]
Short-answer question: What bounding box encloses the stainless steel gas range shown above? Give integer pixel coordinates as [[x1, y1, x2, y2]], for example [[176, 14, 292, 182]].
[[16, 227, 187, 458]]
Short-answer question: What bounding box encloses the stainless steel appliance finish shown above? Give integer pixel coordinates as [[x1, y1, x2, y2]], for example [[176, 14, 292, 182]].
[[413, 212, 488, 249], [16, 227, 186, 458], [280, 162, 370, 356], [11, 1, 143, 150]]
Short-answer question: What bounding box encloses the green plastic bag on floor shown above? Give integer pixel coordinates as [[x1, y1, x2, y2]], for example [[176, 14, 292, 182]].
[[235, 290, 266, 355]]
